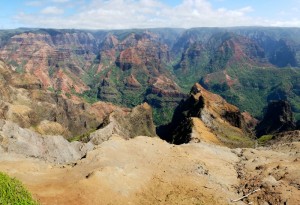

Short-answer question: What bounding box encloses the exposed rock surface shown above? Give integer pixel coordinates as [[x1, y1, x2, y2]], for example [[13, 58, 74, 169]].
[[158, 83, 254, 147], [0, 119, 89, 164], [90, 103, 156, 145], [0, 136, 299, 205], [262, 130, 300, 146], [0, 31, 96, 93], [256, 100, 296, 137], [233, 142, 300, 205]]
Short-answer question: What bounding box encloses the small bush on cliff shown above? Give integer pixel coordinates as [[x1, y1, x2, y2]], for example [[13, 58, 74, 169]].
[[258, 135, 273, 146], [0, 172, 38, 205]]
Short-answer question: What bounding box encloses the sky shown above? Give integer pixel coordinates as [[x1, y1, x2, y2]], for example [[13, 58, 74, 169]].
[[1, 0, 300, 29]]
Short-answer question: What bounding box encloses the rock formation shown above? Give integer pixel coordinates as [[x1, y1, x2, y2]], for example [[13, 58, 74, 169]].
[[261, 130, 300, 146], [158, 83, 255, 147], [0, 119, 90, 164], [89, 103, 156, 145], [256, 100, 296, 137]]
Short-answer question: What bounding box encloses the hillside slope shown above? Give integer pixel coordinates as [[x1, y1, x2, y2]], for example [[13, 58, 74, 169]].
[[0, 135, 299, 205]]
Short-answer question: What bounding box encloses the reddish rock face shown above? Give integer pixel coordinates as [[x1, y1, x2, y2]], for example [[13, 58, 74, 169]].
[[0, 31, 96, 93], [220, 34, 267, 67], [0, 59, 125, 138], [124, 74, 142, 89], [148, 75, 186, 98], [100, 32, 170, 77]]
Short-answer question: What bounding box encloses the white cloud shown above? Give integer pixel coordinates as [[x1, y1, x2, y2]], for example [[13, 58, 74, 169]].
[[14, 0, 300, 29], [26, 1, 44, 6], [40, 6, 64, 15]]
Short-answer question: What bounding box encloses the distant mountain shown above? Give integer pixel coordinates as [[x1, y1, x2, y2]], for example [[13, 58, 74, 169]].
[[1, 27, 300, 124]]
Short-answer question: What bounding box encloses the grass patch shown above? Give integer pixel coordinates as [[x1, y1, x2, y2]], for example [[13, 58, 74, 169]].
[[0, 172, 38, 205], [258, 135, 274, 146], [227, 135, 246, 141], [224, 135, 255, 148], [68, 128, 97, 142]]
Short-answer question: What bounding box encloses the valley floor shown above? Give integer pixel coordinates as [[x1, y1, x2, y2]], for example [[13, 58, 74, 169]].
[[0, 136, 299, 205]]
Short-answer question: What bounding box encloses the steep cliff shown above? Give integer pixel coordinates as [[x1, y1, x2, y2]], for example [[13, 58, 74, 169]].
[[158, 83, 255, 147], [256, 100, 296, 137], [0, 31, 97, 93]]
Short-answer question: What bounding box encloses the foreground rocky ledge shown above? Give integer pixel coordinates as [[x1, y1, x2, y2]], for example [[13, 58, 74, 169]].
[[0, 135, 299, 205]]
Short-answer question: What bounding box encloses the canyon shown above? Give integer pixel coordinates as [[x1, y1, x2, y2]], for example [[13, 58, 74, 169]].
[[1, 27, 300, 125], [0, 27, 300, 204]]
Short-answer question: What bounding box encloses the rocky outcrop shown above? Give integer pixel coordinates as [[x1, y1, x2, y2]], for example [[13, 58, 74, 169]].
[[97, 77, 121, 104], [261, 130, 300, 146], [256, 100, 296, 137], [124, 74, 141, 89], [158, 83, 254, 147], [147, 75, 186, 98], [0, 120, 90, 164], [114, 32, 170, 73], [89, 103, 156, 145]]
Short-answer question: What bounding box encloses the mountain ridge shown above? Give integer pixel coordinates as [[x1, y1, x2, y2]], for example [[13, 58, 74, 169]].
[[1, 27, 300, 125]]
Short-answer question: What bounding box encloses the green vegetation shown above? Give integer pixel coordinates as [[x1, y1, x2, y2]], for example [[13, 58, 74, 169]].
[[152, 106, 176, 126], [224, 135, 255, 148], [202, 66, 300, 121], [0, 172, 38, 205], [68, 128, 96, 142], [257, 135, 274, 146], [78, 89, 98, 104], [47, 87, 54, 92]]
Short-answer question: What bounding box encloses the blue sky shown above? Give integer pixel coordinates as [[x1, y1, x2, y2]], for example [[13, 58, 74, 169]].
[[1, 0, 300, 29]]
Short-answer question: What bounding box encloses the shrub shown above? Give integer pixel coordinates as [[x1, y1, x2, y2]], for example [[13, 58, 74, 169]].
[[0, 172, 38, 205]]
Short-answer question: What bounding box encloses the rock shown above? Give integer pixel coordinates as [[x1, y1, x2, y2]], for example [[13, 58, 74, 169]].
[[89, 103, 156, 145], [124, 74, 141, 89], [97, 77, 121, 103], [35, 120, 69, 136], [297, 120, 300, 130], [0, 119, 88, 164], [256, 100, 296, 137], [263, 130, 300, 146], [158, 83, 254, 147]]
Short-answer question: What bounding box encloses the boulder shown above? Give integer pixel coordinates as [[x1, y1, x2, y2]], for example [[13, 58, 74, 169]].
[[0, 119, 90, 164]]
